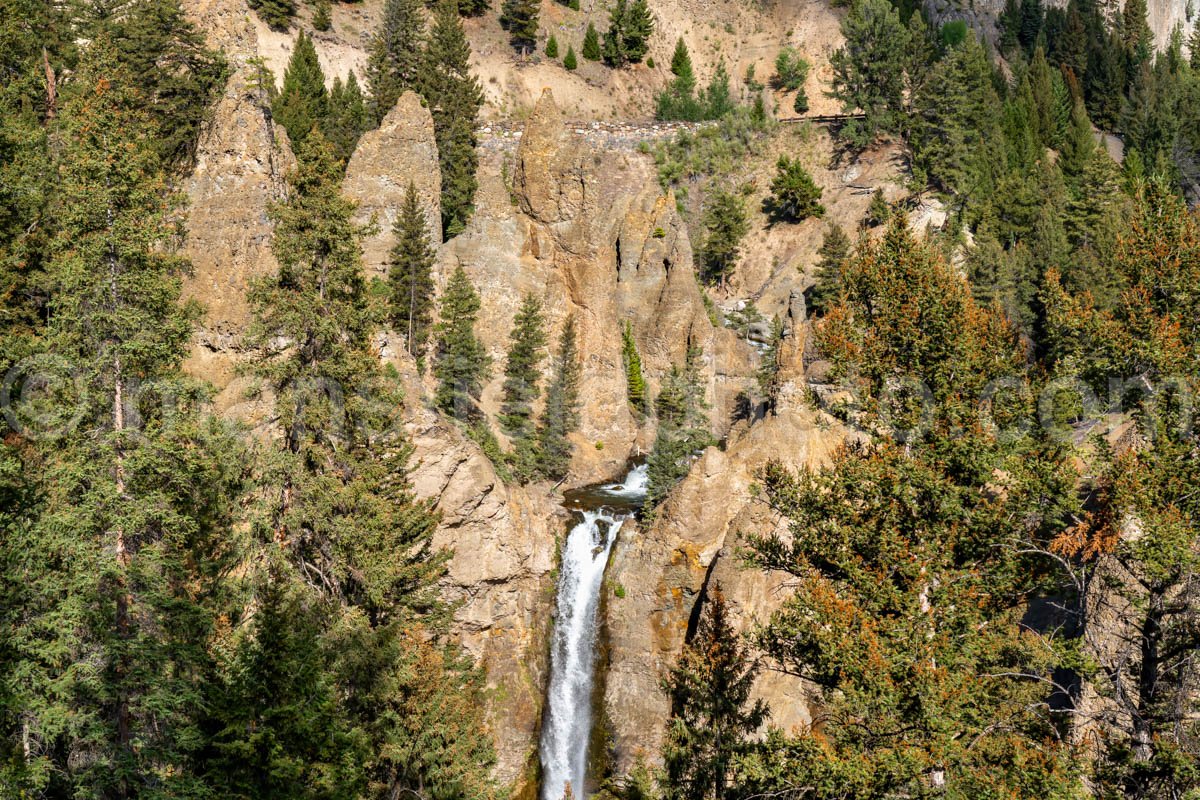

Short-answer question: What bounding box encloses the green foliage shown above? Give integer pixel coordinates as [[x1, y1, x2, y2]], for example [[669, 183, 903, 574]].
[[865, 187, 889, 227], [654, 108, 771, 193], [829, 0, 909, 148], [312, 0, 331, 30], [272, 30, 329, 152], [422, 0, 484, 236], [602, 0, 654, 66], [564, 45, 578, 70], [661, 585, 767, 800], [433, 265, 491, 419], [545, 33, 559, 58], [325, 71, 369, 164], [699, 186, 749, 286], [621, 320, 648, 412], [772, 46, 809, 91], [536, 316, 582, 480], [249, 0, 296, 30], [500, 0, 540, 51], [499, 294, 548, 480], [582, 21, 603, 61], [387, 182, 437, 366], [87, 0, 228, 168], [366, 0, 425, 124], [766, 156, 824, 223], [756, 317, 785, 413], [656, 38, 701, 120], [645, 348, 712, 508], [806, 223, 851, 317]]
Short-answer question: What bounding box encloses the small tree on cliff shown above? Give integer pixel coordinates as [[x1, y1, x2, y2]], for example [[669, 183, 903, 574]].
[[621, 321, 648, 413], [662, 584, 767, 800], [433, 265, 491, 419], [272, 30, 329, 152], [387, 182, 436, 366], [499, 0, 540, 52], [365, 0, 425, 124], [700, 186, 749, 287], [646, 347, 712, 508], [582, 22, 602, 61], [766, 156, 824, 223], [536, 316, 582, 481], [500, 294, 549, 480]]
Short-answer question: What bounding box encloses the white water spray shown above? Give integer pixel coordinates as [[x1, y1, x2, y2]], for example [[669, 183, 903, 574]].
[[540, 465, 647, 800]]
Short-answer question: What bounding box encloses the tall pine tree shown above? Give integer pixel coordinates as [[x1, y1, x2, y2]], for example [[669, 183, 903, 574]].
[[499, 294, 548, 480], [536, 316, 582, 480], [387, 182, 437, 365], [272, 30, 329, 153], [433, 265, 491, 419], [366, 0, 426, 125]]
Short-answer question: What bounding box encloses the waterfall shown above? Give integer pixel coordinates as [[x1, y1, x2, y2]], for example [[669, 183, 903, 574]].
[[540, 465, 647, 800]]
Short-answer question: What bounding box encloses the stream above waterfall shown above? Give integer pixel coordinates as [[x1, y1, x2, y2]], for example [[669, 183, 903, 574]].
[[539, 464, 648, 800]]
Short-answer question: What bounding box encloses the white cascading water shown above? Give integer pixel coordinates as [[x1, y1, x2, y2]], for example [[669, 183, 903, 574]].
[[540, 464, 648, 800]]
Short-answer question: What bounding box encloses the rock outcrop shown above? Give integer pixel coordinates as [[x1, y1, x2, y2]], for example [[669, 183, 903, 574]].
[[602, 386, 848, 773], [447, 90, 754, 482], [344, 92, 442, 277], [179, 0, 295, 417]]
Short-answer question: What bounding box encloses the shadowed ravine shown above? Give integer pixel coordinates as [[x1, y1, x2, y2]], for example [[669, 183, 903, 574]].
[[539, 465, 648, 800]]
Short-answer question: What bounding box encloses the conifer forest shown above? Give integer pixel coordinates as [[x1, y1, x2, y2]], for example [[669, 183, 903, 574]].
[[1, 0, 1199, 798]]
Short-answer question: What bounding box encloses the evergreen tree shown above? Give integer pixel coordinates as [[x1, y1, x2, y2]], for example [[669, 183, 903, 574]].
[[699, 186, 749, 286], [564, 44, 578, 70], [366, 0, 425, 125], [829, 0, 909, 147], [806, 223, 850, 317], [272, 30, 329, 152], [1028, 46, 1062, 148], [536, 316, 582, 480], [499, 294, 548, 480], [324, 71, 369, 164], [766, 156, 824, 222], [387, 182, 437, 365], [772, 46, 809, 91], [756, 317, 785, 414], [545, 33, 559, 58], [582, 21, 602, 61], [1122, 0, 1153, 67], [422, 0, 484, 237], [433, 265, 491, 419], [661, 584, 768, 800], [702, 60, 734, 119], [312, 0, 331, 30], [656, 38, 702, 120], [646, 348, 712, 508], [865, 186, 890, 226], [249, 0, 296, 30], [602, 0, 654, 66], [458, 0, 490, 13], [90, 0, 228, 167], [621, 320, 648, 412], [6, 40, 245, 797], [500, 0, 540, 52]]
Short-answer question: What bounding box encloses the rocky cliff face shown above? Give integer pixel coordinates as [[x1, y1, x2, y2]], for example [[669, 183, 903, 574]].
[[602, 383, 849, 773]]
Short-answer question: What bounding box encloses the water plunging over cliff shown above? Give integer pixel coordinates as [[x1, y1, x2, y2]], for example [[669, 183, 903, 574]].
[[540, 464, 648, 800]]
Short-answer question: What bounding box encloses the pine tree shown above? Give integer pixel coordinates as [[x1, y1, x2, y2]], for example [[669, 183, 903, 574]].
[[656, 38, 702, 120], [1122, 0, 1153, 67], [564, 44, 578, 69], [7, 40, 244, 797], [458, 0, 490, 13], [249, 0, 296, 30], [433, 265, 491, 419], [662, 584, 767, 800], [829, 0, 909, 147], [272, 30, 329, 152], [499, 294, 548, 480], [602, 0, 654, 66], [582, 21, 602, 60], [646, 348, 711, 508], [545, 33, 559, 58], [702, 60, 734, 119], [756, 317, 785, 414], [387, 182, 437, 365], [312, 0, 331, 30], [90, 0, 228, 168], [700, 186, 749, 286], [865, 186, 890, 226], [422, 0, 484, 237], [773, 46, 809, 91], [366, 0, 425, 125], [500, 0, 540, 52], [806, 223, 850, 317], [324, 71, 369, 164], [536, 316, 582, 480], [766, 156, 824, 222], [621, 320, 648, 412]]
